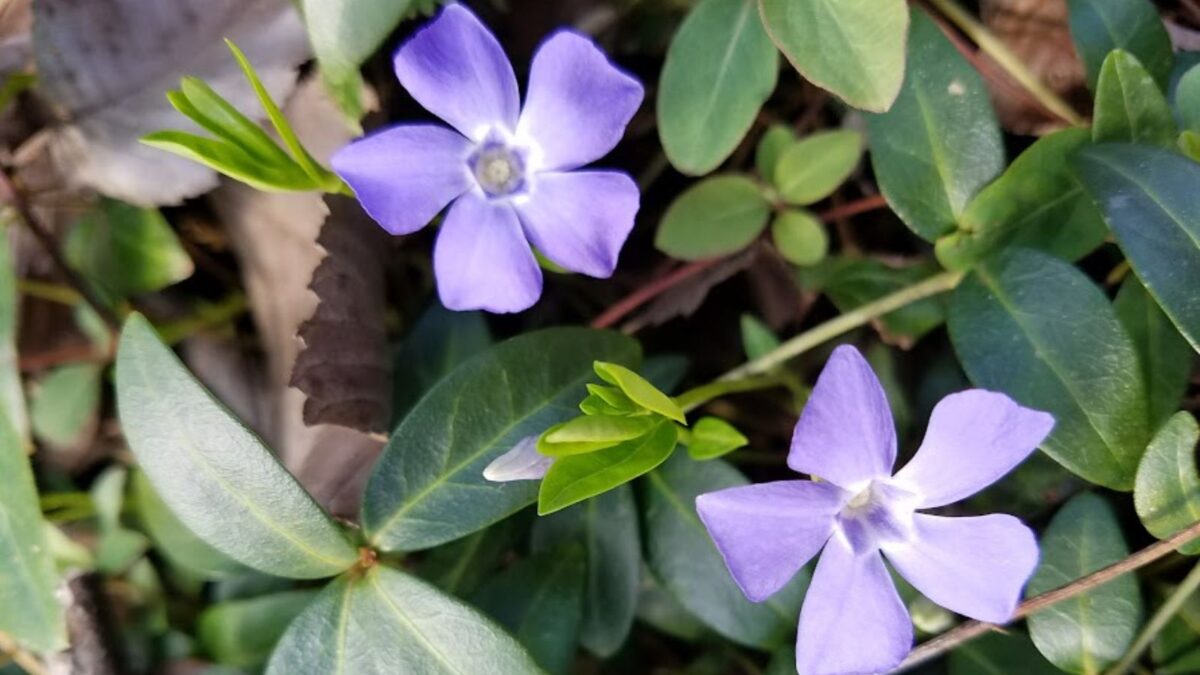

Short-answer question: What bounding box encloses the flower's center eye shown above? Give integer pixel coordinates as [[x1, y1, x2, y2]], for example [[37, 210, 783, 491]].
[[470, 142, 526, 197], [837, 480, 916, 555]]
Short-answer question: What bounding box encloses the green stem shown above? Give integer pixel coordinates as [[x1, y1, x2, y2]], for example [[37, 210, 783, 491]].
[[155, 293, 247, 345], [924, 0, 1085, 127], [676, 372, 785, 413], [16, 279, 82, 306], [720, 270, 964, 381], [1107, 561, 1200, 675]]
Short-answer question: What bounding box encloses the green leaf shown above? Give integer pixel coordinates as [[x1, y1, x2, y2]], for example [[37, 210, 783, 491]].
[[363, 328, 640, 551], [948, 631, 1061, 675], [1074, 144, 1200, 352], [1177, 64, 1200, 132], [472, 546, 585, 675], [759, 0, 908, 112], [1114, 277, 1194, 427], [266, 567, 541, 674], [814, 257, 947, 345], [30, 363, 101, 449], [1068, 0, 1173, 90], [0, 412, 65, 652], [171, 77, 294, 166], [65, 198, 193, 298], [540, 415, 658, 457], [417, 518, 520, 596], [771, 208, 828, 266], [130, 470, 246, 579], [1093, 50, 1177, 147], [539, 421, 678, 515], [643, 453, 804, 649], [948, 249, 1150, 490], [115, 314, 358, 579], [655, 175, 772, 260], [658, 0, 779, 175], [740, 314, 781, 360], [392, 304, 492, 425], [0, 223, 27, 443], [757, 124, 797, 185], [1183, 131, 1200, 163], [1027, 492, 1142, 673], [937, 128, 1107, 269], [866, 10, 1004, 242], [199, 590, 318, 669], [532, 484, 641, 657], [1135, 412, 1200, 555], [141, 131, 317, 192], [636, 573, 708, 641], [579, 384, 638, 417], [90, 467, 149, 574], [774, 130, 863, 206], [686, 417, 749, 460], [595, 361, 686, 423]]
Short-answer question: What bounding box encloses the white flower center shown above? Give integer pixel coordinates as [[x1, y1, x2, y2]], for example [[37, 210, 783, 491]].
[[470, 141, 527, 197], [836, 480, 917, 555]]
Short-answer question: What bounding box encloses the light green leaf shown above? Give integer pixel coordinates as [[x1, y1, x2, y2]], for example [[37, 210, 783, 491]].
[[579, 384, 638, 417], [595, 361, 686, 423], [948, 249, 1150, 490], [774, 130, 863, 206], [363, 328, 640, 551], [1074, 144, 1200, 352], [539, 421, 678, 515], [658, 0, 779, 175], [1114, 277, 1194, 428], [686, 417, 749, 460], [1068, 0, 1173, 90], [30, 363, 102, 449], [1093, 50, 1177, 147], [199, 590, 318, 669], [65, 198, 193, 298], [740, 314, 781, 360], [141, 131, 318, 192], [540, 415, 658, 457], [643, 453, 804, 649], [532, 484, 641, 657], [1183, 130, 1200, 162], [266, 567, 541, 674], [130, 470, 246, 579], [759, 0, 908, 112], [0, 222, 28, 443], [937, 128, 1107, 269], [949, 631, 1061, 675], [1027, 492, 1142, 673], [0, 411, 65, 652], [866, 10, 1004, 242], [171, 77, 293, 166], [1135, 412, 1200, 555], [471, 546, 585, 675], [115, 314, 358, 579], [655, 175, 772, 260], [757, 124, 796, 185], [771, 208, 828, 266]]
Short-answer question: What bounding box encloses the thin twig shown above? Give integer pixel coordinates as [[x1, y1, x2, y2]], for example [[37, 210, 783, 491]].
[[0, 632, 47, 675], [894, 519, 1200, 672]]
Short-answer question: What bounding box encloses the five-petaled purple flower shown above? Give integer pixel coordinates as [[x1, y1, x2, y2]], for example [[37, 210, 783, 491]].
[[696, 345, 1054, 675], [332, 4, 644, 313]]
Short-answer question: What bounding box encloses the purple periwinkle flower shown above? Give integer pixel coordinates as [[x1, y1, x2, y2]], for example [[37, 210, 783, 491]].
[[696, 346, 1055, 675], [332, 4, 644, 313]]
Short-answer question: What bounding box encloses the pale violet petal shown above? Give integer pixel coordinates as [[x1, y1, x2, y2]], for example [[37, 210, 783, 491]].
[[483, 436, 552, 482]]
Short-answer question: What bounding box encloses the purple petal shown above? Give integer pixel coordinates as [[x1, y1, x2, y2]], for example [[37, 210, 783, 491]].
[[797, 536, 912, 675], [394, 4, 520, 140], [332, 124, 472, 235], [433, 192, 542, 313], [514, 171, 639, 278], [483, 436, 552, 482], [516, 31, 644, 171], [882, 513, 1039, 624], [788, 345, 897, 489], [696, 480, 844, 602], [892, 390, 1055, 508]]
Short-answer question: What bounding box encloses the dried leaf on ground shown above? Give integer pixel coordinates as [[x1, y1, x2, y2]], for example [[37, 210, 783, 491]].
[[625, 248, 757, 332]]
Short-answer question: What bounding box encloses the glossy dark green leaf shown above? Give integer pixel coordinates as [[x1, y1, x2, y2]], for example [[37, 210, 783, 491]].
[[759, 0, 907, 112], [1114, 277, 1194, 427], [1026, 492, 1142, 673], [655, 175, 772, 260], [65, 199, 193, 299], [116, 314, 358, 579], [594, 362, 686, 423], [686, 417, 749, 460], [417, 518, 521, 596], [364, 328, 640, 551], [472, 546, 585, 675], [643, 453, 805, 649], [948, 631, 1061, 675], [1178, 64, 1200, 132], [1092, 50, 1177, 147], [0, 230, 26, 443], [539, 421, 678, 515], [266, 567, 541, 674], [30, 363, 101, 449], [740, 314, 781, 360], [937, 128, 1108, 269], [130, 470, 246, 579], [774, 130, 863, 206], [757, 124, 796, 185], [1068, 0, 1173, 90], [636, 573, 708, 641], [533, 484, 641, 657], [1135, 412, 1200, 555], [816, 257, 947, 345], [1074, 144, 1200, 352], [658, 0, 779, 175], [867, 11, 1004, 241], [0, 412, 65, 652], [199, 590, 318, 669], [392, 304, 492, 425], [948, 249, 1150, 490], [771, 209, 828, 267]]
